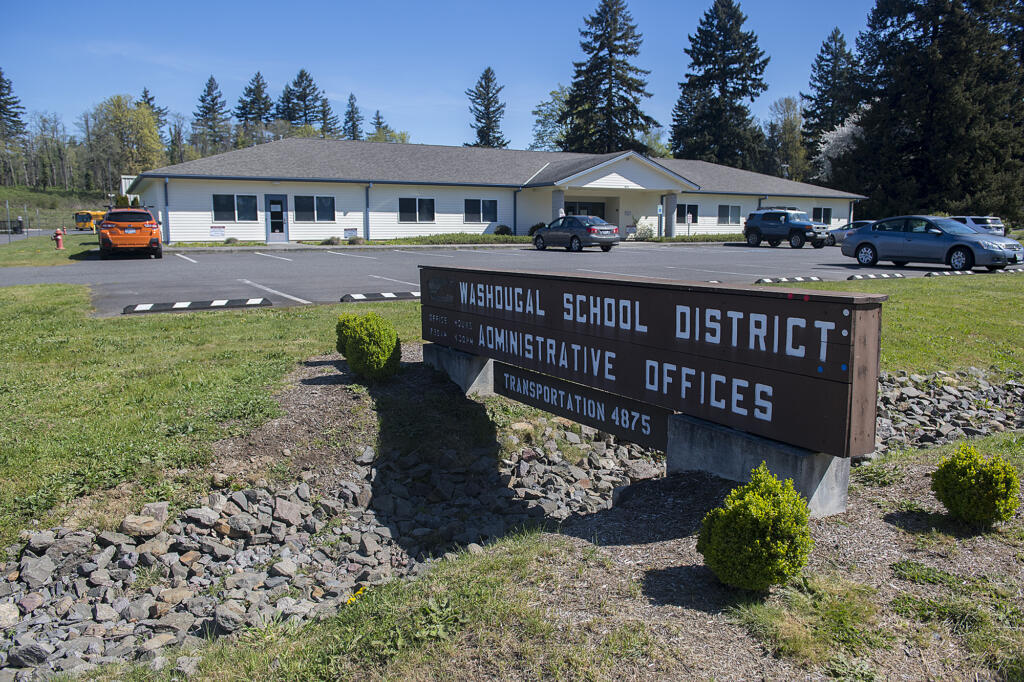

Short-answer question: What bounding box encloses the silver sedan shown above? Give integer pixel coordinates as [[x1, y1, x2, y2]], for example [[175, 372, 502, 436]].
[[840, 215, 1023, 271]]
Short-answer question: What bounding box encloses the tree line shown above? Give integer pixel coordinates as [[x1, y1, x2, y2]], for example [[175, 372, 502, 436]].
[[1, 0, 1022, 221]]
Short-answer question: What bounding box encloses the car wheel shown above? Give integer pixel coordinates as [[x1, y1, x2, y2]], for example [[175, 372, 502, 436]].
[[825, 234, 836, 246], [534, 236, 546, 250], [600, 244, 613, 252], [948, 247, 974, 271], [745, 231, 762, 247], [768, 239, 781, 247], [153, 247, 163, 259], [812, 240, 825, 249], [987, 265, 1005, 271], [892, 260, 907, 267], [789, 233, 805, 249], [856, 244, 878, 266], [567, 236, 582, 252]]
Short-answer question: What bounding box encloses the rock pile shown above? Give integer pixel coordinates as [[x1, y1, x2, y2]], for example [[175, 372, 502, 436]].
[[873, 369, 1024, 458], [0, 422, 661, 678]]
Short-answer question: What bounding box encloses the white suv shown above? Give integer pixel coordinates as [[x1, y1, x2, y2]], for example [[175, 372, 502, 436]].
[[950, 216, 1006, 236]]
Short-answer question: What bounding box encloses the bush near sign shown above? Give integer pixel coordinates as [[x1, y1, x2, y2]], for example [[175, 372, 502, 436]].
[[420, 266, 885, 458]]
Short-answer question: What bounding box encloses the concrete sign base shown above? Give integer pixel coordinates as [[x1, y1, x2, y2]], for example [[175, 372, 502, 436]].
[[666, 414, 849, 518], [423, 343, 494, 396]]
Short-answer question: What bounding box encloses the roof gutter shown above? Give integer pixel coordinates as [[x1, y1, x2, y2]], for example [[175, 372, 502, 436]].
[[129, 173, 524, 193]]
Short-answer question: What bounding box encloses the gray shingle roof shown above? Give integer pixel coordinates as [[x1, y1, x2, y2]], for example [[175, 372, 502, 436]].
[[135, 138, 863, 200]]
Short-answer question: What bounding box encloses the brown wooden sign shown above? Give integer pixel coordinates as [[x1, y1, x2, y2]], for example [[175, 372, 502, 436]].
[[420, 266, 885, 458], [494, 362, 671, 451]]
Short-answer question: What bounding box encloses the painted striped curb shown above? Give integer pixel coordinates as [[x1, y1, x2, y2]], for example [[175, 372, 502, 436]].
[[340, 291, 421, 303], [122, 298, 272, 315], [754, 276, 823, 284], [925, 270, 974, 277], [995, 267, 1024, 274], [847, 273, 906, 280]]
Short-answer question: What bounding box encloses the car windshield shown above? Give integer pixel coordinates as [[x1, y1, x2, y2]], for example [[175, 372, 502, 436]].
[[933, 218, 977, 235], [105, 211, 152, 223], [74, 212, 91, 221], [578, 216, 609, 226], [789, 212, 811, 222]]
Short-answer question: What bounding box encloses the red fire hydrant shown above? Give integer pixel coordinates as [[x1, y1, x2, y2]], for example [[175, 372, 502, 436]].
[[52, 228, 65, 250]]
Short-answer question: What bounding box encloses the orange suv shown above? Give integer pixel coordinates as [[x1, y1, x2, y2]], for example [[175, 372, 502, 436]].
[[98, 208, 163, 259]]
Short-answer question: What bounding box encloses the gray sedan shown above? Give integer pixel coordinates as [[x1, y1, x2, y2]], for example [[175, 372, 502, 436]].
[[533, 215, 620, 252], [841, 215, 1023, 270]]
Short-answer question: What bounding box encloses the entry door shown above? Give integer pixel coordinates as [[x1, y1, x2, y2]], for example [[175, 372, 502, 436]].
[[265, 194, 289, 243]]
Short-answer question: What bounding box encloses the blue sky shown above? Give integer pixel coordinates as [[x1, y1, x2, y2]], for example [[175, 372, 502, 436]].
[[3, 0, 875, 149]]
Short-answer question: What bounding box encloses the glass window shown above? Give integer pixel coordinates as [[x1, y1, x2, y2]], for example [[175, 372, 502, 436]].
[[464, 199, 481, 223], [418, 198, 434, 222], [874, 219, 903, 232], [548, 218, 564, 229], [813, 207, 833, 223], [236, 195, 257, 222], [294, 196, 315, 222], [399, 198, 417, 222], [482, 200, 497, 223], [676, 204, 698, 223], [315, 196, 335, 222], [906, 218, 930, 233], [718, 205, 740, 225], [105, 211, 153, 223], [212, 195, 235, 222]]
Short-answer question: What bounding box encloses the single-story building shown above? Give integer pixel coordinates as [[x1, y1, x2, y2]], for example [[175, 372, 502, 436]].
[[127, 139, 865, 244]]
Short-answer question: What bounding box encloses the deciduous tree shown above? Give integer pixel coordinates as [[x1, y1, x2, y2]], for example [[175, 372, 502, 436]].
[[529, 84, 569, 151]]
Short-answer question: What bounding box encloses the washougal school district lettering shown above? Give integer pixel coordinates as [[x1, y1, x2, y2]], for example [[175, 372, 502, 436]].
[[422, 266, 885, 458]]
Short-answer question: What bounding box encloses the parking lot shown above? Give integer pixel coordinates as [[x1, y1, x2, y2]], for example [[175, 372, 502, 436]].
[[2, 241, 1021, 316]]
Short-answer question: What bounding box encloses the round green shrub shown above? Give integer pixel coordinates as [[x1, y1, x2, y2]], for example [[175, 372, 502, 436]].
[[528, 222, 547, 236], [344, 312, 401, 381], [931, 442, 1020, 526], [696, 462, 813, 591], [494, 224, 512, 235], [335, 313, 361, 355]]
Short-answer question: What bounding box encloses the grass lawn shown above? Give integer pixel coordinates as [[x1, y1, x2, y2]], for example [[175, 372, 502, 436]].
[[0, 232, 98, 267], [0, 285, 421, 545], [0, 185, 107, 231], [787, 276, 1024, 374]]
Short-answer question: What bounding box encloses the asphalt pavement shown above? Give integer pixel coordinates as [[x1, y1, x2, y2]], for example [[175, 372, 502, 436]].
[[1, 241, 1018, 316]]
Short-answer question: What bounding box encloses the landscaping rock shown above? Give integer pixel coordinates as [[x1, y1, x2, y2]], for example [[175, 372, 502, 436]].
[[121, 514, 163, 537]]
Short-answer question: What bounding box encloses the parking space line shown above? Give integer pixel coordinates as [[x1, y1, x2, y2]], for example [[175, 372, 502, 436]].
[[328, 251, 377, 259], [576, 268, 678, 280], [238, 278, 311, 304], [369, 274, 419, 287], [664, 265, 760, 276], [393, 249, 454, 258], [254, 252, 293, 261], [175, 253, 198, 264]]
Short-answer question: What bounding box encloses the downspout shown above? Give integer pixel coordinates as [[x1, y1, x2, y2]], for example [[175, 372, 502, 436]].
[[757, 196, 767, 209], [364, 183, 372, 240], [163, 177, 170, 243]]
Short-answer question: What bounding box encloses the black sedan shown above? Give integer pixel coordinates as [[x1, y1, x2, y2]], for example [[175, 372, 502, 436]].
[[533, 215, 620, 252]]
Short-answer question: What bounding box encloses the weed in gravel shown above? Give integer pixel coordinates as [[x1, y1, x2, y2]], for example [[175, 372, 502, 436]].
[[825, 653, 878, 681], [891, 594, 988, 636], [730, 575, 889, 666], [851, 463, 905, 487], [890, 560, 964, 589]]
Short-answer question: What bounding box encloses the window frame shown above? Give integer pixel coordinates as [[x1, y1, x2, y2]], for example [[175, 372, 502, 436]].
[[717, 204, 741, 225], [211, 194, 258, 223], [675, 203, 699, 224], [292, 195, 336, 223], [463, 198, 498, 224], [812, 207, 833, 224], [399, 197, 436, 223]]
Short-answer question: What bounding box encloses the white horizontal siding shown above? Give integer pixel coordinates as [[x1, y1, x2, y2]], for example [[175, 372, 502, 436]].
[[570, 157, 685, 191], [367, 185, 515, 240]]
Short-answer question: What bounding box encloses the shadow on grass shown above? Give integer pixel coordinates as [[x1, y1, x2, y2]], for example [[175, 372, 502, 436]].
[[642, 563, 755, 613]]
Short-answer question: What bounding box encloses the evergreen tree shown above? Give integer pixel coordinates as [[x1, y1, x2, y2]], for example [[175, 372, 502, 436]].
[[559, 0, 657, 153], [835, 0, 1024, 221], [529, 84, 570, 151], [670, 0, 769, 169], [318, 96, 340, 138], [0, 67, 27, 140], [366, 111, 409, 143], [800, 28, 861, 152], [342, 93, 363, 140], [138, 87, 168, 134], [277, 69, 323, 126], [234, 72, 274, 125], [464, 67, 509, 148], [191, 76, 231, 156]]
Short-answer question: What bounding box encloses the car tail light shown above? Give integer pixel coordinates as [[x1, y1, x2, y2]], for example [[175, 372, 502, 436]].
[[145, 222, 158, 228], [100, 222, 114, 229], [612, 227, 618, 233], [588, 226, 598, 234]]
